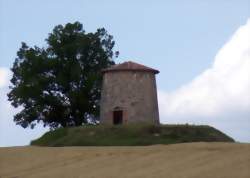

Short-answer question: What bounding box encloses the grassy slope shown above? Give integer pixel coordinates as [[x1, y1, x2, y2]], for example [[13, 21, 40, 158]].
[[31, 124, 234, 146]]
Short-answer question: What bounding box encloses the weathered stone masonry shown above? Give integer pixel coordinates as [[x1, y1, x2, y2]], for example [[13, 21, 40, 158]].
[[100, 61, 160, 125]]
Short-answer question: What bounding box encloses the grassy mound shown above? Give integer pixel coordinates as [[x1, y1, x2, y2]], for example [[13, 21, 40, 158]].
[[31, 124, 234, 146]]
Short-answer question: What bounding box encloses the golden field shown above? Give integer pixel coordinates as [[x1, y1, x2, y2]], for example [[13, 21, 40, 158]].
[[0, 142, 249, 178]]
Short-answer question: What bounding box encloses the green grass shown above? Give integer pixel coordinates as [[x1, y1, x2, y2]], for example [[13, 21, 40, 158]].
[[30, 124, 234, 146]]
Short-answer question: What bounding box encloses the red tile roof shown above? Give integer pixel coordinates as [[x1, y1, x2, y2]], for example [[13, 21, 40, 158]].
[[102, 61, 159, 74]]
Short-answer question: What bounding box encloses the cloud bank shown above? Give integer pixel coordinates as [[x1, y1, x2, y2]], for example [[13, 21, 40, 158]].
[[0, 67, 11, 88], [159, 19, 250, 142]]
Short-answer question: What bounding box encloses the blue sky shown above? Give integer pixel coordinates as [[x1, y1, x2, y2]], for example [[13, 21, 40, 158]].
[[0, 0, 249, 146]]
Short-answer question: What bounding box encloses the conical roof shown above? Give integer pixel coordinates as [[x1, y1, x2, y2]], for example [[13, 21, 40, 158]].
[[102, 61, 159, 74]]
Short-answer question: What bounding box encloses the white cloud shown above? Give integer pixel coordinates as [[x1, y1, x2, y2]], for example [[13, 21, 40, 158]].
[[159, 19, 250, 142], [0, 67, 11, 88]]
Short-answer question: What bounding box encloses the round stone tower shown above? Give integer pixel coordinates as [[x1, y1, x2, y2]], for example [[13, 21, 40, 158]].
[[100, 61, 160, 125]]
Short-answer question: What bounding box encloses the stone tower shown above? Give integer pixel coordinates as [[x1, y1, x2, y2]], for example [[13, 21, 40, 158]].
[[100, 61, 160, 125]]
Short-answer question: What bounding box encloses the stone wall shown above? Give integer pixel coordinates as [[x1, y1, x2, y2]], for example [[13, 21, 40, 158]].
[[100, 71, 159, 125]]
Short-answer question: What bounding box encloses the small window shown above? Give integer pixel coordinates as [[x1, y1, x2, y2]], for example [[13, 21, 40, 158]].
[[113, 110, 123, 125]]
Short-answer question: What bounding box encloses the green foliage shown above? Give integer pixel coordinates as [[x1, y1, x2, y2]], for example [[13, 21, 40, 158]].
[[8, 22, 118, 129], [31, 124, 234, 146]]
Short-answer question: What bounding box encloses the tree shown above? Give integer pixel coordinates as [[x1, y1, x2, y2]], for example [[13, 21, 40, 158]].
[[8, 22, 118, 129]]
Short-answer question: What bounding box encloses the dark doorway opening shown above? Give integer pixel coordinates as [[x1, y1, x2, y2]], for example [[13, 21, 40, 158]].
[[113, 110, 123, 125]]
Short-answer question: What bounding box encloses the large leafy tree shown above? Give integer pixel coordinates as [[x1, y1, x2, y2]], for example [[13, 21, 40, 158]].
[[8, 22, 118, 129]]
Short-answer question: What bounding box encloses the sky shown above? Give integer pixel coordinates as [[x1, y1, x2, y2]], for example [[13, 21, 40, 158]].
[[0, 0, 249, 146]]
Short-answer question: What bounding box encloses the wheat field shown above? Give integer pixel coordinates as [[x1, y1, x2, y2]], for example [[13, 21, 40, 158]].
[[0, 142, 249, 178]]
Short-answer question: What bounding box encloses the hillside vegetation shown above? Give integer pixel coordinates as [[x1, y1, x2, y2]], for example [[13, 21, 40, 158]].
[[31, 124, 234, 146]]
